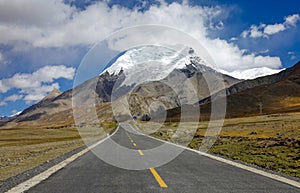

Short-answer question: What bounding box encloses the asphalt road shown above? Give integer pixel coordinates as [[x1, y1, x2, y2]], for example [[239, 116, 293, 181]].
[[26, 123, 300, 193]]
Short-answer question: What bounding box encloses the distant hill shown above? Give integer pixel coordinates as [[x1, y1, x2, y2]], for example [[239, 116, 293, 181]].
[[2, 72, 121, 128], [166, 61, 300, 120], [224, 60, 300, 117]]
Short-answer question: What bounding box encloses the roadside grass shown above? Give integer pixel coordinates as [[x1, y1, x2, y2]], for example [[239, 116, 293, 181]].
[[135, 113, 300, 178], [208, 139, 300, 177], [0, 122, 116, 181]]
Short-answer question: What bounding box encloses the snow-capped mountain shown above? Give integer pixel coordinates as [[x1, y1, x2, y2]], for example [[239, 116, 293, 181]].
[[8, 111, 22, 117], [103, 45, 283, 82], [101, 45, 240, 119], [0, 111, 22, 119], [221, 67, 284, 80], [101, 45, 210, 87], [0, 111, 22, 123]]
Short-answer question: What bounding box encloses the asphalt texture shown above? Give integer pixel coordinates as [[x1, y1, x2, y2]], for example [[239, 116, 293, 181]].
[[26, 123, 300, 193]]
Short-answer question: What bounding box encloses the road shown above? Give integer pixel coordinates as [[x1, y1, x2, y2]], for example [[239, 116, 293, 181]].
[[26, 123, 300, 193]]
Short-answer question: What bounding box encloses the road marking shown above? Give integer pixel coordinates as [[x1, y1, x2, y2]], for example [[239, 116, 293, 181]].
[[126, 130, 138, 148], [126, 126, 167, 188], [149, 168, 168, 188], [138, 149, 144, 156], [125, 132, 133, 140], [5, 127, 119, 193], [127, 125, 167, 188]]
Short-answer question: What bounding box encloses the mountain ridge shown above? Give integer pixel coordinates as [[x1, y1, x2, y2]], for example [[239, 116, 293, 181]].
[[1, 48, 298, 127]]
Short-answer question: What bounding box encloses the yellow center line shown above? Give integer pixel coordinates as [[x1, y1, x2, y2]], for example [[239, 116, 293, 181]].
[[125, 132, 132, 140], [149, 168, 168, 188], [126, 128, 168, 188], [126, 131, 138, 147], [138, 149, 144, 156]]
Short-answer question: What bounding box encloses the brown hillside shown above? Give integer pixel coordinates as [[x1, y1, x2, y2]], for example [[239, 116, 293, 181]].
[[167, 61, 300, 121]]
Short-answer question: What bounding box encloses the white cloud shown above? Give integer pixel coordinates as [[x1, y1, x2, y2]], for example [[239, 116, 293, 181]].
[[229, 37, 238, 41], [0, 0, 74, 27], [24, 82, 59, 102], [4, 94, 23, 102], [288, 51, 295, 55], [31, 65, 75, 83], [259, 49, 269, 54], [0, 65, 75, 102], [242, 14, 300, 38], [288, 51, 297, 60], [264, 23, 285, 35], [0, 94, 23, 108], [241, 24, 267, 38], [285, 14, 300, 26], [0, 81, 9, 93], [0, 52, 9, 65], [0, 101, 7, 106], [210, 21, 224, 30], [0, 0, 283, 78], [290, 55, 296, 60], [201, 38, 282, 71]]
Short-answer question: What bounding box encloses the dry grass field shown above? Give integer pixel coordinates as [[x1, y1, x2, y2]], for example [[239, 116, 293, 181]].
[[135, 112, 300, 178], [0, 122, 116, 181]]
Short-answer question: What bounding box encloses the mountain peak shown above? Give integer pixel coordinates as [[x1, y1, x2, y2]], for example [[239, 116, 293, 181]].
[[50, 87, 61, 95], [101, 45, 213, 87], [43, 88, 62, 101]]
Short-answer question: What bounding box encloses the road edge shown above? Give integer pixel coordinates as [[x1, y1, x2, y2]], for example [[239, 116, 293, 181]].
[[4, 127, 119, 193]]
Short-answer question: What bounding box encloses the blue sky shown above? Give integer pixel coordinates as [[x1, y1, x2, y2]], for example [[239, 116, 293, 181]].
[[0, 0, 299, 116]]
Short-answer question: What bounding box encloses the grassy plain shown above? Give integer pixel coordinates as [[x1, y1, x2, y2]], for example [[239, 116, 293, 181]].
[[0, 122, 116, 181], [135, 113, 300, 178]]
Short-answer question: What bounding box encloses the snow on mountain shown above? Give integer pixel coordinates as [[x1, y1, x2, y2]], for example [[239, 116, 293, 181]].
[[0, 111, 22, 119], [8, 111, 22, 118], [221, 67, 284, 80], [101, 45, 209, 87], [102, 44, 282, 83], [0, 111, 22, 123]]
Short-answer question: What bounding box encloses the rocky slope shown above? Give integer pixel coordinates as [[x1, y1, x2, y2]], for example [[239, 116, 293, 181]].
[[127, 62, 239, 118]]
